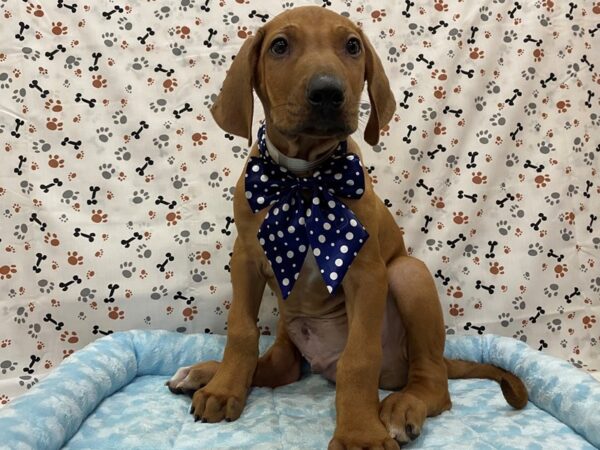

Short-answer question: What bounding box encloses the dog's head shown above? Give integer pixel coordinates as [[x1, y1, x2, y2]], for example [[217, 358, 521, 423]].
[[211, 6, 395, 149]]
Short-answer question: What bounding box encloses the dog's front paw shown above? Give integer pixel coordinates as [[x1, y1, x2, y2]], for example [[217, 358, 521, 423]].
[[190, 381, 248, 423], [328, 423, 399, 450], [379, 392, 428, 445], [166, 360, 220, 395]]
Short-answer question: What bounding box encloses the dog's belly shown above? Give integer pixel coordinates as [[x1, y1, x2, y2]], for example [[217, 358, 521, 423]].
[[285, 292, 409, 390]]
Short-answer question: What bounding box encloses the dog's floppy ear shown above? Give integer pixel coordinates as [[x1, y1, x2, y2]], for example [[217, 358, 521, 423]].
[[360, 30, 396, 146], [211, 30, 264, 146]]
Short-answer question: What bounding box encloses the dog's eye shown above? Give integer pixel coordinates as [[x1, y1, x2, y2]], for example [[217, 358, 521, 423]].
[[346, 37, 361, 56], [270, 37, 289, 56]]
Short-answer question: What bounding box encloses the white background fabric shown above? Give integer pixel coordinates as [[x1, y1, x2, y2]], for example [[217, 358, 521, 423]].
[[0, 0, 599, 405]]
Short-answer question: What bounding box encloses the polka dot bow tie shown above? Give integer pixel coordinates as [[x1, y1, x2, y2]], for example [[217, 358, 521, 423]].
[[245, 125, 369, 299]]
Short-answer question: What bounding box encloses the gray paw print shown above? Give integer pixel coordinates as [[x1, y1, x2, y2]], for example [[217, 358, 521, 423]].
[[171, 175, 188, 189], [154, 5, 172, 20], [489, 113, 505, 126], [590, 112, 600, 127], [61, 189, 79, 205], [447, 28, 462, 41], [422, 107, 437, 121], [115, 146, 131, 162], [78, 287, 96, 303], [32, 139, 52, 153], [200, 221, 215, 235], [144, 316, 152, 325], [112, 110, 128, 125], [191, 268, 208, 283], [572, 136, 583, 152], [78, 312, 87, 320], [546, 318, 562, 332], [149, 98, 168, 113], [566, 184, 579, 197], [476, 130, 492, 144], [20, 180, 34, 195], [222, 186, 235, 201], [38, 279, 54, 294], [152, 134, 170, 149], [545, 192, 560, 206], [22, 47, 42, 61], [543, 283, 559, 298], [96, 127, 113, 142], [102, 32, 118, 47], [408, 23, 424, 36], [27, 323, 41, 339], [479, 5, 490, 21], [590, 276, 600, 293], [528, 242, 543, 256], [583, 151, 596, 166], [14, 306, 28, 324], [208, 171, 223, 188], [64, 55, 81, 70], [13, 223, 28, 240], [136, 243, 152, 259], [521, 67, 536, 81], [408, 147, 423, 162], [132, 189, 149, 204], [505, 153, 519, 167], [426, 239, 443, 251], [117, 16, 133, 31], [486, 80, 500, 95], [524, 102, 537, 116], [399, 62, 414, 76], [19, 375, 38, 389], [210, 52, 226, 66], [446, 154, 459, 168], [513, 329, 527, 342], [231, 145, 248, 159], [512, 296, 526, 310], [174, 230, 191, 244], [537, 14, 551, 27], [503, 30, 518, 43], [99, 163, 115, 180], [510, 204, 525, 219], [496, 220, 511, 236], [120, 261, 136, 278], [571, 24, 585, 38], [474, 96, 486, 112], [223, 12, 240, 25], [463, 244, 478, 257], [402, 188, 415, 204], [0, 72, 13, 89], [0, 360, 17, 375], [537, 140, 554, 154], [387, 47, 399, 63], [498, 312, 513, 327], [150, 285, 168, 300]]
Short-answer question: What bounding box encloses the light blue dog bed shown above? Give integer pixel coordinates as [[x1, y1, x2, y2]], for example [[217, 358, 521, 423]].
[[0, 330, 598, 449]]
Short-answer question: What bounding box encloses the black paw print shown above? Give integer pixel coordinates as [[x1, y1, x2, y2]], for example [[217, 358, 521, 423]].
[[150, 285, 168, 300], [191, 268, 208, 283], [99, 163, 116, 179]]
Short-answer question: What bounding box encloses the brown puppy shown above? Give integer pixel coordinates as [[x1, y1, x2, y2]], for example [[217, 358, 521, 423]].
[[167, 6, 527, 449]]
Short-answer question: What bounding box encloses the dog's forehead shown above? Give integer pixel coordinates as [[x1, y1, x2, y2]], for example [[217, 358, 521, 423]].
[[263, 6, 357, 37]]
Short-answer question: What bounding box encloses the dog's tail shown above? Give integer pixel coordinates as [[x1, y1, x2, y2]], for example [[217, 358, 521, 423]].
[[444, 358, 528, 409]]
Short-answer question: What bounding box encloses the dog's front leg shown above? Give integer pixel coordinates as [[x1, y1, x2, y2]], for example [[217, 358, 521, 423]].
[[190, 239, 265, 423], [329, 258, 399, 450]]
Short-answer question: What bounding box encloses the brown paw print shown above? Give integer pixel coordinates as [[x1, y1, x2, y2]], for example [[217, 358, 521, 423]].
[[489, 261, 505, 275], [92, 74, 108, 88], [237, 26, 251, 39], [582, 315, 597, 330], [67, 251, 84, 266], [542, 0, 555, 12], [108, 306, 125, 320], [471, 171, 488, 185], [448, 303, 464, 317], [431, 196, 445, 209], [452, 211, 469, 224], [556, 100, 571, 113], [534, 173, 551, 188], [0, 394, 9, 405], [192, 131, 208, 146], [60, 331, 79, 344], [433, 121, 446, 135], [0, 264, 17, 280], [469, 47, 485, 60], [45, 99, 63, 112], [183, 305, 199, 321], [434, 0, 449, 11], [51, 21, 68, 35], [447, 285, 463, 299], [0, 339, 11, 348], [26, 3, 44, 17], [166, 211, 182, 226], [196, 250, 212, 264], [46, 117, 63, 131], [430, 69, 447, 80], [91, 209, 108, 223], [554, 263, 568, 278], [202, 74, 210, 83], [371, 9, 386, 22], [433, 85, 446, 99], [163, 77, 178, 92], [44, 232, 60, 246], [533, 48, 544, 62], [63, 349, 74, 358], [175, 25, 191, 39], [48, 154, 65, 168]]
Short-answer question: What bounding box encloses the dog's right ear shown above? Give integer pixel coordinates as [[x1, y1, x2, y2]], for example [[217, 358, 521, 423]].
[[211, 30, 264, 146]]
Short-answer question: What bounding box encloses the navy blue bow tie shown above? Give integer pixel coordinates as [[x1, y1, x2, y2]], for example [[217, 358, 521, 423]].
[[244, 125, 369, 299]]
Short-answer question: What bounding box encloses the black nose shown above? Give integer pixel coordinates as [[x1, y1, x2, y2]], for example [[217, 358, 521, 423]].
[[306, 74, 345, 110]]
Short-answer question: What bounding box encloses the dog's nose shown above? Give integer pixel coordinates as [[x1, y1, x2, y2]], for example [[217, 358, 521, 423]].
[[306, 75, 345, 110]]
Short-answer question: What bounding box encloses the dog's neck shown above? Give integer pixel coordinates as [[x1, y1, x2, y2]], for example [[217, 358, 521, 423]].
[[265, 125, 340, 175]]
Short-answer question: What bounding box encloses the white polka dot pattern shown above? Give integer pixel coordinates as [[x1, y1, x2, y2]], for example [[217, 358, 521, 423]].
[[245, 126, 369, 298]]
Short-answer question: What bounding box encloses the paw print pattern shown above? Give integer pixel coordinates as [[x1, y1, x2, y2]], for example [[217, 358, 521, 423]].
[[0, 0, 598, 403]]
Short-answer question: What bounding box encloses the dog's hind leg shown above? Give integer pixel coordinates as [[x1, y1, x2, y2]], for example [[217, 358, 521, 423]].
[[379, 256, 451, 446]]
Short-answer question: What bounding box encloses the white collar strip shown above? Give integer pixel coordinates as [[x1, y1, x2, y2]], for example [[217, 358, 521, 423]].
[[265, 132, 339, 175]]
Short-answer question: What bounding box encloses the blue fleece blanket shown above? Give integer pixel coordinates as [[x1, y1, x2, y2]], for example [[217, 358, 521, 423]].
[[0, 330, 598, 450]]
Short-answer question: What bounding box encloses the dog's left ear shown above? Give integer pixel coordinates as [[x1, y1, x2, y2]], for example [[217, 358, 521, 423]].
[[211, 29, 264, 146], [359, 30, 396, 146]]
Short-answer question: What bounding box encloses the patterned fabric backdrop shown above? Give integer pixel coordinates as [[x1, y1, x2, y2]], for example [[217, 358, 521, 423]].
[[1, 0, 599, 406]]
